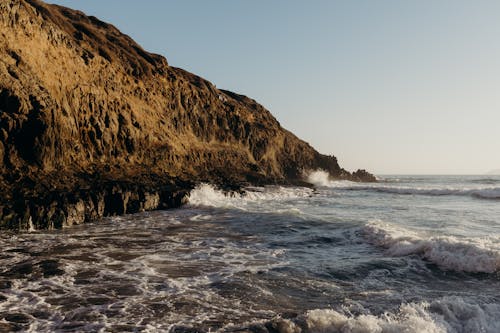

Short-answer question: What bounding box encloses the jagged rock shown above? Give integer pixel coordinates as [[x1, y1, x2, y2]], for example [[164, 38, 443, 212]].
[[0, 0, 374, 230], [352, 169, 377, 182]]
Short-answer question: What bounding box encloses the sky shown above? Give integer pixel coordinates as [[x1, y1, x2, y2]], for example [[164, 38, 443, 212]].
[[48, 0, 500, 175]]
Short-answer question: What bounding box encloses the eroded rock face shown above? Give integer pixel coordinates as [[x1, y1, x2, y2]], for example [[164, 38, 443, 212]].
[[0, 173, 193, 230], [0, 0, 374, 229]]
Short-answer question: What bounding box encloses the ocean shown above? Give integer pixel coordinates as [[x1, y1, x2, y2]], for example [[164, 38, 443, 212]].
[[1, 173, 499, 332]]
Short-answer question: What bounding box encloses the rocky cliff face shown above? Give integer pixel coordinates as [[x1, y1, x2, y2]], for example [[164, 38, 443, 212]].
[[0, 0, 374, 229]]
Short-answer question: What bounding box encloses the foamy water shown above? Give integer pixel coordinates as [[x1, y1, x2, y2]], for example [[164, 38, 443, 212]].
[[1, 175, 499, 332], [363, 220, 500, 273], [307, 170, 500, 199], [273, 298, 500, 333]]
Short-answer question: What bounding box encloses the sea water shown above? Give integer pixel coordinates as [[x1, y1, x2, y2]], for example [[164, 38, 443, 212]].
[[1, 173, 499, 332]]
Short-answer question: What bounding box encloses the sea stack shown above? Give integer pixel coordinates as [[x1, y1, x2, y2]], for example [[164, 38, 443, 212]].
[[0, 0, 375, 229]]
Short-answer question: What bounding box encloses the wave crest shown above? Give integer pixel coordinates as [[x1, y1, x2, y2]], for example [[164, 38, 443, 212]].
[[306, 170, 356, 187], [186, 183, 238, 207], [304, 303, 446, 333], [187, 183, 313, 209], [363, 220, 500, 273], [306, 170, 331, 187], [238, 297, 500, 333], [306, 171, 500, 200], [317, 180, 500, 200], [304, 297, 500, 333]]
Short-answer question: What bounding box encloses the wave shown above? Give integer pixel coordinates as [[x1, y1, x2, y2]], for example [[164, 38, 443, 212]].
[[308, 298, 500, 333], [187, 183, 313, 209], [306, 170, 500, 200], [307, 170, 500, 200], [302, 303, 445, 333], [307, 170, 357, 187], [363, 220, 500, 273], [352, 185, 500, 199], [469, 178, 500, 185], [236, 297, 500, 333], [307, 170, 334, 187]]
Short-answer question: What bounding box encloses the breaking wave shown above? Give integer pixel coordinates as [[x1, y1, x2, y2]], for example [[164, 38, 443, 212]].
[[363, 220, 500, 273], [246, 297, 500, 333], [306, 170, 357, 188], [349, 185, 500, 200], [306, 171, 500, 200], [187, 183, 313, 210]]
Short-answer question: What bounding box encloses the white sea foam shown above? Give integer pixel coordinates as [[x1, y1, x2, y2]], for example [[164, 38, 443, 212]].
[[187, 183, 236, 207], [307, 170, 332, 187], [306, 170, 356, 188], [305, 171, 500, 200], [303, 303, 446, 333], [295, 297, 500, 333], [0, 213, 283, 332], [363, 220, 500, 273], [187, 183, 313, 209]]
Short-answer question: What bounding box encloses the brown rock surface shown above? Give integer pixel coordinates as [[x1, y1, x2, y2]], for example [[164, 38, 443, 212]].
[[0, 0, 374, 229]]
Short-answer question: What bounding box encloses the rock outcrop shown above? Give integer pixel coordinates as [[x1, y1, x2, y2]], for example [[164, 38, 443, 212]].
[[0, 0, 375, 229]]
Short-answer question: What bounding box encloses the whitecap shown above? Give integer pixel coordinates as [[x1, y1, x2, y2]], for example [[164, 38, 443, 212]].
[[186, 183, 313, 210], [363, 220, 500, 273], [299, 297, 500, 333], [304, 171, 500, 200], [303, 303, 445, 333], [307, 170, 333, 187], [306, 170, 356, 188]]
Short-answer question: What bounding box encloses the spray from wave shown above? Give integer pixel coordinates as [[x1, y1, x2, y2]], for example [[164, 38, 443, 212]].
[[306, 170, 356, 188], [363, 220, 500, 273], [306, 170, 332, 187], [187, 183, 313, 211]]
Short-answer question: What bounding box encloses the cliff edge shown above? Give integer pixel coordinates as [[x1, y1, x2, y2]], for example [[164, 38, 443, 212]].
[[0, 0, 375, 229]]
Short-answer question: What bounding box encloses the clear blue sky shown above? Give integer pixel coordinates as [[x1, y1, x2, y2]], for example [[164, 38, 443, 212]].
[[49, 0, 500, 175]]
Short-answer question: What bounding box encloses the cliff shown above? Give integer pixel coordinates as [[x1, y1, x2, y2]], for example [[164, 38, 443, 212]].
[[0, 0, 375, 229]]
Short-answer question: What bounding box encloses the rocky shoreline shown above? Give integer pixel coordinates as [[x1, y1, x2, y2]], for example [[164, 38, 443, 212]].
[[0, 0, 375, 230], [0, 173, 193, 230], [0, 170, 374, 231], [0, 168, 375, 230]]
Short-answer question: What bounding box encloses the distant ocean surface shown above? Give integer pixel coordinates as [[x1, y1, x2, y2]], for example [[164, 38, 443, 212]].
[[1, 174, 500, 332]]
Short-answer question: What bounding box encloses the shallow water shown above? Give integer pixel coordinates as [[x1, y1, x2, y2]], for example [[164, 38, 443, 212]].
[[1, 174, 499, 332]]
